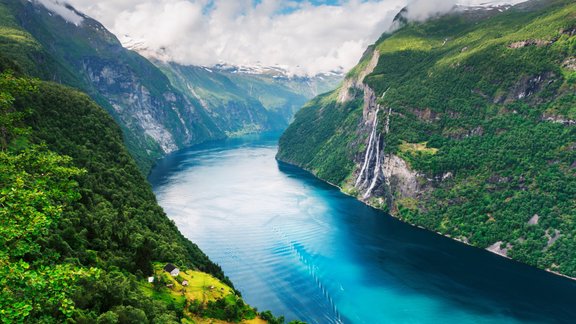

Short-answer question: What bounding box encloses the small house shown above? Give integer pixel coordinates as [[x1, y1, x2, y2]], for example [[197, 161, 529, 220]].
[[182, 280, 188, 286], [147, 276, 154, 283], [163, 263, 180, 276]]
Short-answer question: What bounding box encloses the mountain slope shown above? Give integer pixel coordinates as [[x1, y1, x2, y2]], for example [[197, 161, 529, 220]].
[[155, 62, 341, 136], [156, 62, 287, 136], [278, 0, 576, 277], [0, 69, 253, 321], [0, 2, 270, 322], [0, 0, 225, 172], [1, 0, 341, 173]]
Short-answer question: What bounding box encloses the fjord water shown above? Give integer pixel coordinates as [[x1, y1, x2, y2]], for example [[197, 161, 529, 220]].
[[149, 133, 576, 324]]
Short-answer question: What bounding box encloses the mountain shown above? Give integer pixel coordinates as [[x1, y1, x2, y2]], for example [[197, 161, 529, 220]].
[[213, 64, 342, 121], [123, 34, 341, 135], [0, 71, 258, 321], [153, 62, 341, 136], [278, 0, 576, 278], [155, 62, 291, 136], [1, 0, 340, 174], [1, 0, 225, 172]]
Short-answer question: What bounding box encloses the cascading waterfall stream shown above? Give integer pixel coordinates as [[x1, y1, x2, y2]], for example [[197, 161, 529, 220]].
[[355, 87, 391, 198], [364, 132, 382, 199], [384, 106, 392, 134], [355, 107, 379, 188]]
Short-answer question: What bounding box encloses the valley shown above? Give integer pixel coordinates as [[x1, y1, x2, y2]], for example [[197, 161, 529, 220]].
[[1, 0, 575, 322]]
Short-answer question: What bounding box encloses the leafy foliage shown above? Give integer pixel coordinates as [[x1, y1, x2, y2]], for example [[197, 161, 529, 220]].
[[189, 294, 256, 322], [0, 72, 96, 322]]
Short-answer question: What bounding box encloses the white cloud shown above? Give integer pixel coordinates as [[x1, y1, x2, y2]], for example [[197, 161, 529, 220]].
[[405, 0, 458, 21], [45, 0, 526, 76], [35, 0, 84, 25]]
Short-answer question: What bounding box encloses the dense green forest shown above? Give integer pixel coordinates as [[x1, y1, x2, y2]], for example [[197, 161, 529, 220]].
[[0, 69, 247, 321], [278, 0, 576, 277]]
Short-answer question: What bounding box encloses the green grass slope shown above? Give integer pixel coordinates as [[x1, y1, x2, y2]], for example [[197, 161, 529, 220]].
[[278, 0, 576, 277]]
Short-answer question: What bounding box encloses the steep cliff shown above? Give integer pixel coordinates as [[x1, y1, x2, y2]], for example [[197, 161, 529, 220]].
[[0, 0, 342, 173], [278, 0, 576, 277], [0, 1, 267, 321]]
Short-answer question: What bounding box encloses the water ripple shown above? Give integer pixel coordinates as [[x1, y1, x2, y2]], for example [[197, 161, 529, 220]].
[[150, 134, 576, 324]]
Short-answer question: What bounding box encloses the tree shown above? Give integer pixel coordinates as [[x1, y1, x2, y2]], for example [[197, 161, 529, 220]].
[[0, 71, 35, 150], [0, 72, 96, 322]]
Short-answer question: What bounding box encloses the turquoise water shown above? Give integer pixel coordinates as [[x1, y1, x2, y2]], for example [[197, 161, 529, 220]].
[[149, 133, 576, 324]]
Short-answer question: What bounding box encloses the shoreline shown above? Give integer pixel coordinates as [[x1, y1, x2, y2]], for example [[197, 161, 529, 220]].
[[275, 157, 576, 282]]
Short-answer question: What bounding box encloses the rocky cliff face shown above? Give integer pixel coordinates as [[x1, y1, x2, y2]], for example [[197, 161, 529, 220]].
[[11, 0, 342, 172], [336, 49, 425, 210], [341, 50, 388, 199], [278, 0, 576, 278]]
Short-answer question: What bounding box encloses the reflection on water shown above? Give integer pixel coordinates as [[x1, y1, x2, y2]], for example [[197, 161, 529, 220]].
[[149, 133, 576, 324]]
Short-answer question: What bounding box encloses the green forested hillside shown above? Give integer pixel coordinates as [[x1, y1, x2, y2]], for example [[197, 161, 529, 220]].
[[0, 69, 254, 322], [0, 2, 269, 318], [278, 0, 576, 277], [0, 0, 338, 173]]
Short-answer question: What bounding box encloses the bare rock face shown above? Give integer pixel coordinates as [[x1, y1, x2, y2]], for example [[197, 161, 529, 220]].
[[500, 72, 556, 104], [337, 49, 380, 104], [344, 49, 427, 207], [528, 214, 540, 225], [383, 154, 421, 199], [560, 26, 576, 37], [14, 1, 225, 171], [508, 39, 552, 49], [541, 113, 576, 126], [487, 241, 513, 257], [562, 57, 576, 71], [341, 48, 431, 208], [82, 59, 186, 154], [410, 108, 438, 123], [544, 229, 562, 251]]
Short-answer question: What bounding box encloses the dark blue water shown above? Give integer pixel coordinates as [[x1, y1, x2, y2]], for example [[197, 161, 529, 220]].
[[149, 133, 576, 324]]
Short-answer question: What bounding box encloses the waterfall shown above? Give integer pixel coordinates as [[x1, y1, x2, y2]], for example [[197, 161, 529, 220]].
[[355, 107, 379, 187], [354, 90, 392, 198], [363, 133, 382, 199], [384, 106, 392, 134]]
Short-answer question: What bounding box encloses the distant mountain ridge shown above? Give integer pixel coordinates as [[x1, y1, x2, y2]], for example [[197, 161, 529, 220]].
[[154, 60, 341, 138]]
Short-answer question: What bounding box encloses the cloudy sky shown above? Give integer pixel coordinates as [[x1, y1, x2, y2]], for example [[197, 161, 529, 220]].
[[39, 0, 526, 75]]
